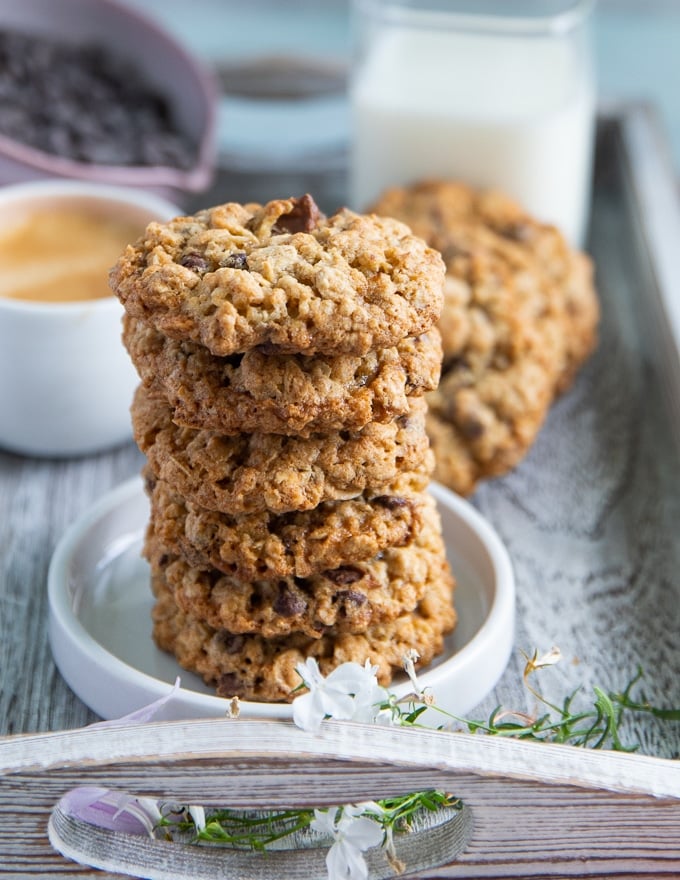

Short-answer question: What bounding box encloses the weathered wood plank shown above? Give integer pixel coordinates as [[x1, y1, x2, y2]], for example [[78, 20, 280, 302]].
[[1, 720, 680, 877]]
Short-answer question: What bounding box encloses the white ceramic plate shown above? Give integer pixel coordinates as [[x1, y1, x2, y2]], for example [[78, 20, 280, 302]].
[[48, 477, 515, 721]]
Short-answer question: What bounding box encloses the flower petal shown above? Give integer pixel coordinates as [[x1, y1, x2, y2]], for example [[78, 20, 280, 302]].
[[338, 838, 371, 880], [344, 816, 384, 849], [89, 678, 181, 729], [325, 662, 377, 694], [188, 804, 206, 832], [58, 787, 160, 837], [310, 806, 339, 837], [318, 688, 356, 721], [292, 690, 325, 732], [295, 657, 323, 689]]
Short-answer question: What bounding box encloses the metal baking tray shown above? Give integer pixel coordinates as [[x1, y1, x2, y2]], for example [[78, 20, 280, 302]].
[[469, 103, 680, 760]]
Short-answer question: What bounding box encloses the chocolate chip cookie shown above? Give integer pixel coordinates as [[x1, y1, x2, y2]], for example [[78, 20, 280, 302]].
[[144, 465, 430, 580], [146, 491, 445, 640], [132, 386, 433, 514], [151, 544, 456, 701], [111, 194, 445, 357], [371, 179, 599, 495], [123, 314, 442, 436]]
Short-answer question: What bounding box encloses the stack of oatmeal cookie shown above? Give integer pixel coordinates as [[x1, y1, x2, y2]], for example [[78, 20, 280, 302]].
[[371, 181, 599, 497], [111, 194, 456, 702]]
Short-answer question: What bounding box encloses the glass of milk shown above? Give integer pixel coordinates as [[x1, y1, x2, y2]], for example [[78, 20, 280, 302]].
[[350, 0, 596, 246]]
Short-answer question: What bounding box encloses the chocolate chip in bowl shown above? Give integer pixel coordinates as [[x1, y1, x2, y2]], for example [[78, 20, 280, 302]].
[[0, 0, 217, 199]]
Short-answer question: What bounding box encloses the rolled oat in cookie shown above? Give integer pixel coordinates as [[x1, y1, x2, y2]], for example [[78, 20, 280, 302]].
[[144, 464, 430, 580], [131, 385, 433, 514], [111, 194, 445, 357], [150, 541, 456, 702], [124, 315, 442, 436]]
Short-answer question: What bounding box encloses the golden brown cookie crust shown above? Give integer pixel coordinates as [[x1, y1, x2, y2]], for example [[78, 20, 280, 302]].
[[371, 179, 599, 495], [124, 315, 442, 436], [151, 545, 457, 702], [132, 386, 433, 514], [111, 195, 445, 357], [144, 465, 430, 580]]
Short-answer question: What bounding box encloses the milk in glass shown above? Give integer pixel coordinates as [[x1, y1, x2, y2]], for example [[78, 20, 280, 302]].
[[350, 13, 595, 246]]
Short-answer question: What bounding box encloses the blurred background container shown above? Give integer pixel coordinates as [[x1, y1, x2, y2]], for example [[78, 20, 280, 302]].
[[0, 0, 676, 218], [0, 0, 217, 202], [117, 0, 680, 214]]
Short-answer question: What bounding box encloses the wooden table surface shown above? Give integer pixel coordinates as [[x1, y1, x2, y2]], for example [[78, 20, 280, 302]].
[[1, 109, 680, 877]]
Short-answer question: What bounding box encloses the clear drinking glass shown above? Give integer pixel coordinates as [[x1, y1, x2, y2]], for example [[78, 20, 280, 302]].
[[349, 0, 596, 246]]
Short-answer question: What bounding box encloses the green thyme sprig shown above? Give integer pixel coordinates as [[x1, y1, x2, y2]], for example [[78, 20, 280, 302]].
[[394, 649, 680, 752], [161, 808, 314, 850]]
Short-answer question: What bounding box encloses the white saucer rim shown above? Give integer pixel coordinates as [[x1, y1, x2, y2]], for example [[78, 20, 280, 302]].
[[48, 476, 515, 720]]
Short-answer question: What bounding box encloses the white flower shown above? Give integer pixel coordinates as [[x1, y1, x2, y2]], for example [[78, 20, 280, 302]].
[[188, 805, 206, 832], [523, 646, 563, 679], [311, 806, 384, 880], [293, 659, 387, 732]]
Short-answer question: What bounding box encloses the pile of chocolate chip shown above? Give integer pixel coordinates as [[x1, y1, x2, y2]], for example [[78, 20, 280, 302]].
[[0, 29, 196, 168]]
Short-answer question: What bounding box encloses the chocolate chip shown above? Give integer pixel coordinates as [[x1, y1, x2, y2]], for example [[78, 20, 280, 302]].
[[498, 222, 534, 242], [323, 566, 364, 586], [180, 252, 209, 272], [442, 355, 470, 374], [373, 495, 409, 511], [217, 673, 242, 696], [222, 353, 244, 369], [442, 243, 469, 263], [215, 632, 245, 654], [272, 194, 322, 234], [143, 471, 156, 493], [336, 590, 367, 606], [273, 585, 307, 617], [0, 29, 196, 169], [255, 341, 288, 356], [460, 417, 486, 440], [221, 251, 248, 270]]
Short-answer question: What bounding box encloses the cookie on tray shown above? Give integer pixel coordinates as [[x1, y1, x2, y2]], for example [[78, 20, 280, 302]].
[[111, 194, 445, 357], [370, 179, 599, 496], [372, 180, 598, 391], [131, 386, 433, 514], [124, 315, 442, 436], [146, 491, 446, 640], [144, 465, 430, 580], [151, 547, 457, 701]]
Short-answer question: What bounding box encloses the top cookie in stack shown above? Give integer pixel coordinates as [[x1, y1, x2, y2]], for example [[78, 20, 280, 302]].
[[370, 180, 599, 496], [111, 194, 456, 702]]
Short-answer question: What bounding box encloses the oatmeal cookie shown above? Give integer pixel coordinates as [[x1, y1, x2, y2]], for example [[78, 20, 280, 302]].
[[151, 548, 456, 701], [372, 180, 598, 390], [146, 492, 446, 640], [124, 315, 442, 436], [144, 466, 429, 580], [111, 194, 445, 357], [371, 180, 599, 495], [132, 386, 433, 514]]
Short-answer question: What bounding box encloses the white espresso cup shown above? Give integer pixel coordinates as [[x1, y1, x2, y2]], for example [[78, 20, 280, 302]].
[[0, 180, 180, 457]]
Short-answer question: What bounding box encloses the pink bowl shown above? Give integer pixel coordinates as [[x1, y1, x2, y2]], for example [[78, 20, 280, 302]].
[[0, 0, 218, 199]]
